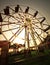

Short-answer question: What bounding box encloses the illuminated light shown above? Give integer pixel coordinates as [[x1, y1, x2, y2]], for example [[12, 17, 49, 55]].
[[0, 13, 3, 22], [18, 47, 24, 52], [15, 5, 19, 12], [18, 48, 22, 52], [9, 48, 13, 53], [4, 6, 9, 15], [44, 26, 50, 32], [41, 32, 47, 39], [25, 7, 29, 13], [40, 17, 46, 23], [33, 11, 38, 17]]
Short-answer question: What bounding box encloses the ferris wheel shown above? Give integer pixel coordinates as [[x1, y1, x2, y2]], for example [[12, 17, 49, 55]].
[[0, 5, 50, 49]]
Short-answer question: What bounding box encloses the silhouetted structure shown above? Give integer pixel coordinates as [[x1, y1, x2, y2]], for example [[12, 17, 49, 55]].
[[0, 41, 9, 65]]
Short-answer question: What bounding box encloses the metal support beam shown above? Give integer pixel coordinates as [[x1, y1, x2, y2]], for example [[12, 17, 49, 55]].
[[29, 25, 37, 46], [11, 28, 24, 43], [9, 26, 23, 42], [25, 26, 29, 49]]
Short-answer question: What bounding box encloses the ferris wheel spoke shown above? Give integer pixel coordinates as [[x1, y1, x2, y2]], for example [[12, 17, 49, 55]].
[[8, 16, 10, 29], [9, 26, 23, 41], [32, 23, 48, 33], [2, 27, 19, 32], [0, 22, 22, 26], [33, 24, 50, 33], [32, 23, 43, 31], [0, 13, 20, 21], [29, 32, 37, 47], [34, 31, 43, 42], [32, 17, 46, 25], [29, 26, 37, 46], [34, 27, 48, 34], [33, 27, 47, 40], [37, 17, 45, 19], [44, 26, 50, 32], [32, 21, 40, 24], [3, 16, 8, 20], [19, 6, 23, 12], [9, 6, 15, 12], [43, 24, 50, 26], [0, 31, 8, 40], [24, 26, 30, 49], [18, 13, 24, 21], [10, 27, 24, 43], [37, 17, 46, 24], [9, 15, 24, 23]]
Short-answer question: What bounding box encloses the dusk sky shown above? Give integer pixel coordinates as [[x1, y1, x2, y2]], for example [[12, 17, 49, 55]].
[[0, 0, 50, 24]]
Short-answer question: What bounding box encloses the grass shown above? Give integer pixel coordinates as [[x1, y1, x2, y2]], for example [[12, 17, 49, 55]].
[[8, 49, 50, 65]]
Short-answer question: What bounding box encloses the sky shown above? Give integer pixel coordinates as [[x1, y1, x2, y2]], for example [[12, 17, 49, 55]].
[[0, 0, 50, 24]]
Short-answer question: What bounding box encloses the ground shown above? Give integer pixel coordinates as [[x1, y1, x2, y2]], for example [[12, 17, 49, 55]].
[[8, 49, 50, 65]]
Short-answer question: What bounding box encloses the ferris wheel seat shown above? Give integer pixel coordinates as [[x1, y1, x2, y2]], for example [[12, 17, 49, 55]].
[[4, 6, 9, 15], [25, 7, 29, 13], [15, 5, 19, 12], [0, 13, 3, 22]]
